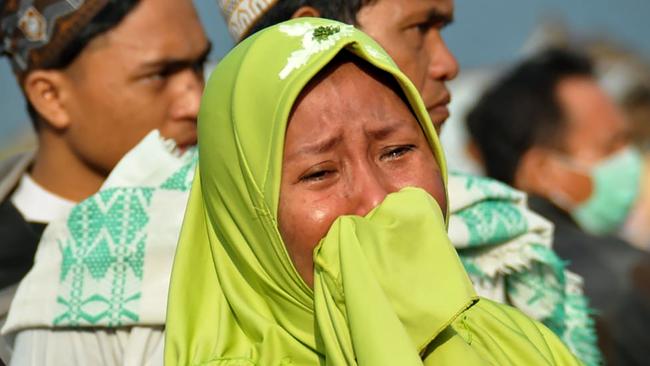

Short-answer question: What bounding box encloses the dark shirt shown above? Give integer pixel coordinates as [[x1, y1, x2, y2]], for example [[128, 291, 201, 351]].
[[0, 199, 45, 290], [529, 195, 650, 365]]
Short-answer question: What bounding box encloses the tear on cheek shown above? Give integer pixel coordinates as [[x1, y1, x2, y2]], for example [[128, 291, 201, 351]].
[[310, 208, 330, 225]]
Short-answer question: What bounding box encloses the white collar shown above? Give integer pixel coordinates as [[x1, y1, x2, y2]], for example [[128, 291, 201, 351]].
[[10, 174, 76, 224]]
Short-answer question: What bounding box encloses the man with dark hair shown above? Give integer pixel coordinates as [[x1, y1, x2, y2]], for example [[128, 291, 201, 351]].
[[216, 1, 600, 364], [221, 0, 458, 132], [467, 48, 650, 365], [0, 0, 209, 364], [467, 49, 596, 186]]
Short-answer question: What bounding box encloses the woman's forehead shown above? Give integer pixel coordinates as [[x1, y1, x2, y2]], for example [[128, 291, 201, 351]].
[[291, 58, 415, 123], [284, 60, 422, 152]]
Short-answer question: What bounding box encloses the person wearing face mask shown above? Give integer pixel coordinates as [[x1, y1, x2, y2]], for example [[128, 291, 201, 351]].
[[467, 48, 650, 365], [165, 18, 580, 365]]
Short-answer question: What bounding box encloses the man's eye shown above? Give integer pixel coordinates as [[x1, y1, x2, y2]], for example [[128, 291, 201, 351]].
[[381, 145, 415, 161], [416, 22, 431, 34], [145, 71, 169, 83], [193, 59, 207, 75], [417, 19, 446, 34]]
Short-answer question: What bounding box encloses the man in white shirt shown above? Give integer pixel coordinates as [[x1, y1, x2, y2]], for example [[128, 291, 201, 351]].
[[0, 0, 210, 363]]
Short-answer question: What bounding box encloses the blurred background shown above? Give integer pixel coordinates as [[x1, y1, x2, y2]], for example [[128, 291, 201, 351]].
[[1, 0, 650, 161]]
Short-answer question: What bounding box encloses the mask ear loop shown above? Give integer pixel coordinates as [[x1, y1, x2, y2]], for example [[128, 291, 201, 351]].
[[550, 152, 593, 175], [548, 189, 579, 212], [544, 151, 593, 211]]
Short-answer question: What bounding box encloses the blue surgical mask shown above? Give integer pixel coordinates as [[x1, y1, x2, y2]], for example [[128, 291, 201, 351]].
[[559, 147, 643, 235]]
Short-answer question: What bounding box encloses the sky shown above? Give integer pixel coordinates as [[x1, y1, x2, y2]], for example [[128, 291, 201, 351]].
[[1, 0, 649, 153]]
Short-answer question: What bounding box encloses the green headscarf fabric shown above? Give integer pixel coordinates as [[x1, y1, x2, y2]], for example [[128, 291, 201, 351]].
[[165, 18, 580, 365]]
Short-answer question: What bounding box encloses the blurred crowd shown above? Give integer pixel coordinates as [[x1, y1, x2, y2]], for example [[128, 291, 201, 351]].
[[0, 0, 649, 365]]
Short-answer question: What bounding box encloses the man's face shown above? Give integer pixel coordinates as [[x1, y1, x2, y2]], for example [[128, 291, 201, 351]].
[[61, 0, 210, 175], [356, 0, 458, 131], [543, 76, 631, 205]]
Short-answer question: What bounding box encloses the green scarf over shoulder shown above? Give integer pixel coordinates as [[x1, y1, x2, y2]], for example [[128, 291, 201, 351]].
[[165, 18, 580, 365]]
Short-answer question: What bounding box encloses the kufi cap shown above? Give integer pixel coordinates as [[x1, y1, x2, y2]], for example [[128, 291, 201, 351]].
[[0, 0, 109, 76], [217, 0, 277, 41]]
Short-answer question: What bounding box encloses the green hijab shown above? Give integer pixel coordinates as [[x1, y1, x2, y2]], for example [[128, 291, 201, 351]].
[[165, 18, 580, 366]]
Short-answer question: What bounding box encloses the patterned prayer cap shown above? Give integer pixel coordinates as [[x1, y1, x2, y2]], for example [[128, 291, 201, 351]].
[[0, 0, 109, 76], [217, 0, 277, 41]]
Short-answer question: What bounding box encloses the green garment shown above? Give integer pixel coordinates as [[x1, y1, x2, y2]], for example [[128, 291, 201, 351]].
[[165, 18, 581, 365]]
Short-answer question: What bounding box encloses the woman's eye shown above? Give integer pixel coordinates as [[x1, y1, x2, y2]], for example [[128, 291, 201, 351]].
[[299, 169, 334, 183], [381, 145, 415, 161]]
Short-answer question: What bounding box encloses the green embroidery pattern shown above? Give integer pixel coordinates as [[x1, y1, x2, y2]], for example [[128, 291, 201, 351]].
[[507, 262, 562, 311], [278, 22, 354, 80], [55, 188, 153, 326], [54, 152, 198, 327], [506, 256, 601, 366], [459, 256, 485, 279], [455, 200, 527, 247], [312, 25, 340, 42], [161, 151, 197, 191], [563, 292, 600, 366], [460, 173, 521, 201]]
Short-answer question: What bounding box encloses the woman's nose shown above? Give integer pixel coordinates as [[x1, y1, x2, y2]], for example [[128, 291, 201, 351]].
[[350, 167, 391, 217]]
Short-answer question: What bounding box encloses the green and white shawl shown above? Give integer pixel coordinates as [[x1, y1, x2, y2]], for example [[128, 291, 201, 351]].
[[449, 172, 600, 365], [2, 130, 196, 332]]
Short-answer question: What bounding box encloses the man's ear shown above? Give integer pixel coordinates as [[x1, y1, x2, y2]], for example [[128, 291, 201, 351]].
[[514, 146, 553, 195], [291, 6, 321, 19], [22, 70, 72, 130]]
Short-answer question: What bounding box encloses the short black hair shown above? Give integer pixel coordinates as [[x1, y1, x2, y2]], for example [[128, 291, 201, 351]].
[[466, 48, 594, 185], [245, 0, 373, 40], [26, 0, 139, 128]]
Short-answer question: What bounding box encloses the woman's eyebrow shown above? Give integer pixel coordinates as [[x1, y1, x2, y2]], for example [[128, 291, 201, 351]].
[[286, 121, 410, 161], [366, 124, 400, 140], [366, 120, 414, 140], [288, 135, 343, 160]]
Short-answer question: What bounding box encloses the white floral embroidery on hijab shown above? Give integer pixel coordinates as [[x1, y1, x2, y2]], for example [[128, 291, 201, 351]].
[[362, 44, 392, 64], [278, 22, 354, 80]]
